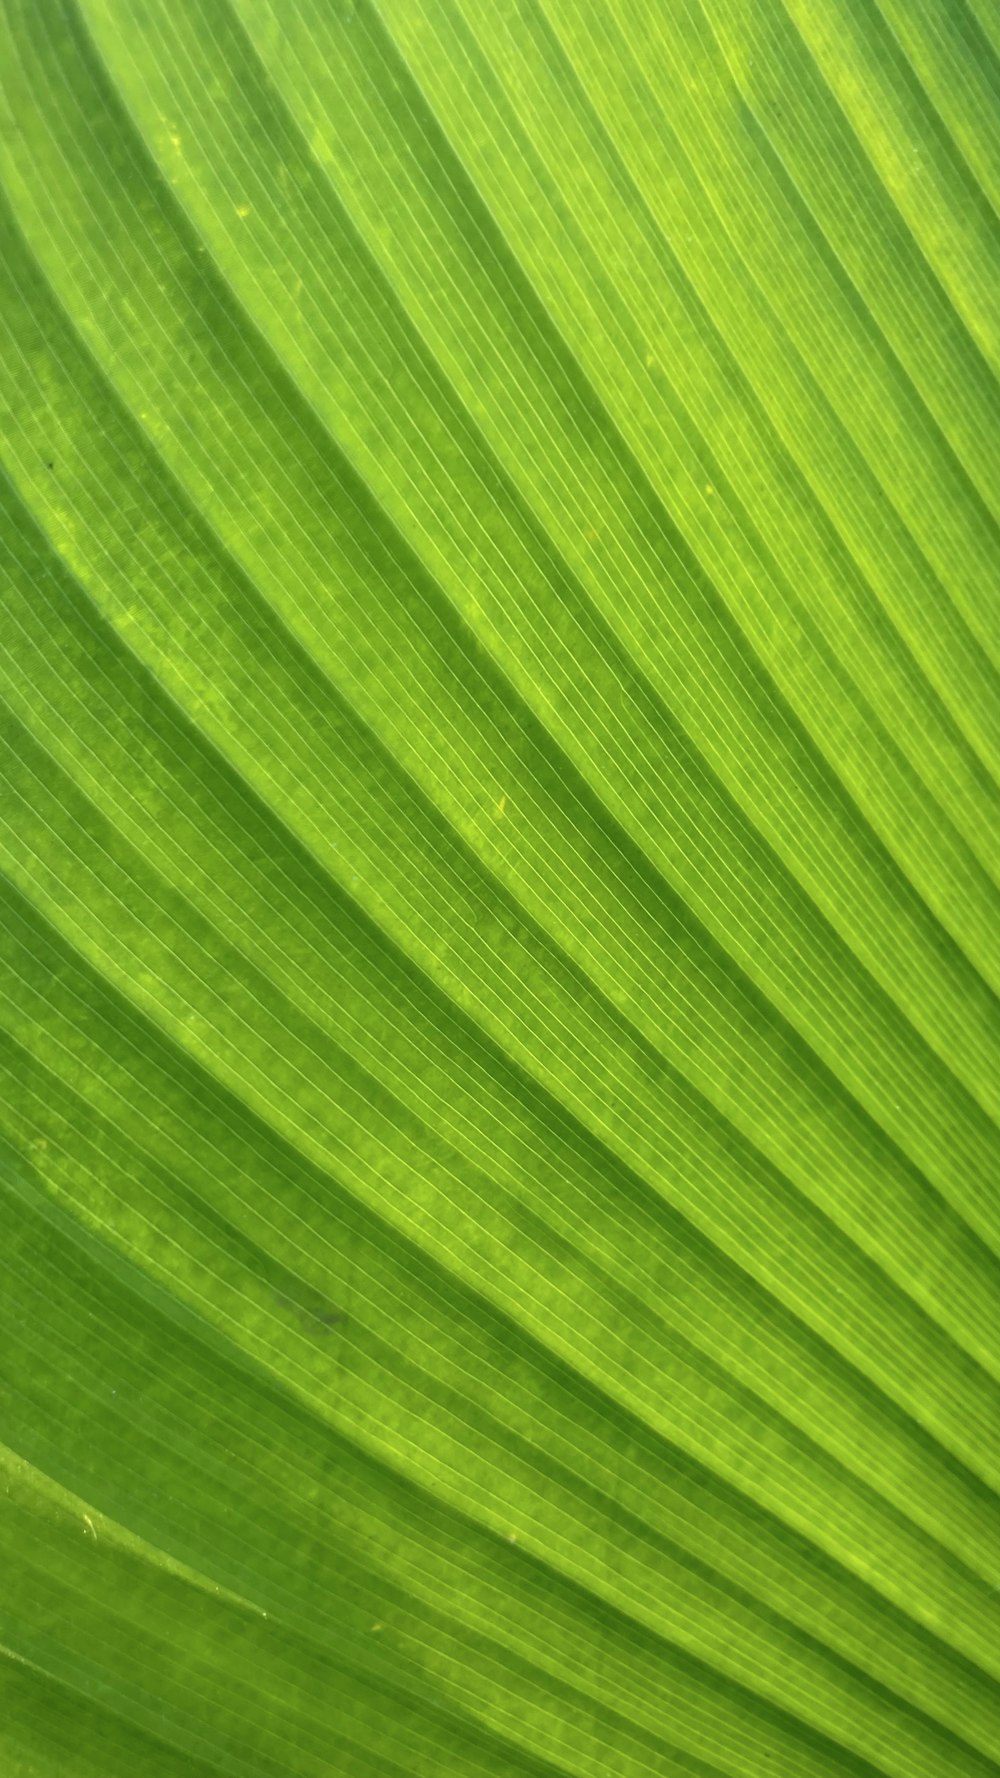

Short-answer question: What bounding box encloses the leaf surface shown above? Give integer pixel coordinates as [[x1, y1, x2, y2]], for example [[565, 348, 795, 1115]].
[[2, 2, 1000, 1774]]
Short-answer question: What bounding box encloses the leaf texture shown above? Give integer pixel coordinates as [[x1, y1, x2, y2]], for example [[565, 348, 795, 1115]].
[[2, 2, 1000, 1774]]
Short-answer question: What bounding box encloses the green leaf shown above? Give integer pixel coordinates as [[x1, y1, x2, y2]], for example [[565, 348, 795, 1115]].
[[2, 1, 1000, 1773]]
